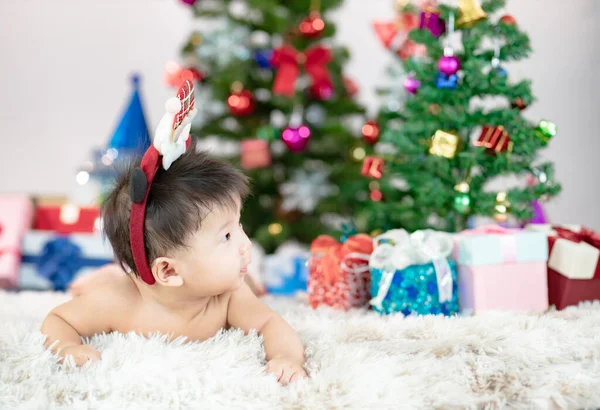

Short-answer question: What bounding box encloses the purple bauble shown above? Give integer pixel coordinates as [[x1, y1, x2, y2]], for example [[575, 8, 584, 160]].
[[438, 55, 460, 76], [403, 76, 421, 95], [282, 125, 311, 152], [180, 0, 196, 4]]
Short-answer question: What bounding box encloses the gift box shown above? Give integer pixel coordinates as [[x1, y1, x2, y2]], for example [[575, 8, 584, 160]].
[[308, 234, 374, 311], [455, 225, 549, 313], [263, 241, 310, 295], [19, 231, 114, 291], [33, 203, 101, 234], [0, 195, 34, 289], [369, 229, 458, 316], [526, 224, 600, 309]]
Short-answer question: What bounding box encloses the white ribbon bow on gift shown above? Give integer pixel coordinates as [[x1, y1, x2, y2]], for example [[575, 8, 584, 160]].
[[369, 229, 455, 310]]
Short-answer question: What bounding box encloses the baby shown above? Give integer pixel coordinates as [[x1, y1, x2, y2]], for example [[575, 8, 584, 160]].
[[41, 85, 307, 386]]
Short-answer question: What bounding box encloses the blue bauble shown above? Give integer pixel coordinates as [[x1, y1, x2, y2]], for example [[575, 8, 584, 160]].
[[254, 50, 273, 69], [435, 72, 458, 89]]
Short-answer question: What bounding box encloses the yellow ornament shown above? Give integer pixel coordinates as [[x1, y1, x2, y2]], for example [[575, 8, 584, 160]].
[[429, 130, 461, 159], [456, 0, 487, 28], [351, 146, 366, 162], [268, 223, 283, 236], [494, 191, 511, 222], [190, 33, 203, 47]]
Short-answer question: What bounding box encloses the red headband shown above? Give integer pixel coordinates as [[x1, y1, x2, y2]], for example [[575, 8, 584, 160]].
[[129, 80, 196, 285]]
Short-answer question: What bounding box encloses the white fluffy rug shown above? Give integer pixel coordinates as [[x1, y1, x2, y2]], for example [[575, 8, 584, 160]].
[[1, 291, 600, 409]]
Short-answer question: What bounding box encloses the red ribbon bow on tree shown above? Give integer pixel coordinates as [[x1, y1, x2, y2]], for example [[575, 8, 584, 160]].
[[553, 227, 600, 250], [270, 45, 333, 97]]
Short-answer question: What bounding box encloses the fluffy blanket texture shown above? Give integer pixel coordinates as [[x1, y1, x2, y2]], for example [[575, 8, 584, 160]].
[[1, 290, 600, 409]]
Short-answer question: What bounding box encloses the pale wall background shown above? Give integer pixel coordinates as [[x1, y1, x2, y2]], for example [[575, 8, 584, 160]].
[[1, 0, 598, 229]]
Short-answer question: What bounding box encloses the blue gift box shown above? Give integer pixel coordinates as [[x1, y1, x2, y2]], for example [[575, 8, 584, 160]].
[[370, 261, 459, 316], [369, 229, 459, 316], [19, 231, 114, 291]]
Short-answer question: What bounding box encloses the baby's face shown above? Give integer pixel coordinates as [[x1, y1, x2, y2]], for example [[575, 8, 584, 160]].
[[174, 199, 252, 296]]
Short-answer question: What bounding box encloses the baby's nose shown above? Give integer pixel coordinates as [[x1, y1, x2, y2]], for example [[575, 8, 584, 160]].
[[240, 242, 252, 256]]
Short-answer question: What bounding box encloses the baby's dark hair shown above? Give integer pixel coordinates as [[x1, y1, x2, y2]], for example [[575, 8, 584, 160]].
[[102, 139, 250, 277]]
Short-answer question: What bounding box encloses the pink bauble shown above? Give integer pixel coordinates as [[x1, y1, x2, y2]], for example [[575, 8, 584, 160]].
[[438, 55, 460, 76], [282, 126, 311, 152], [403, 76, 421, 94]]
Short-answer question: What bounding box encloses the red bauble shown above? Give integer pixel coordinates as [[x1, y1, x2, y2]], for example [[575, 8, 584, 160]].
[[299, 12, 325, 37], [370, 189, 384, 202], [227, 90, 255, 116], [343, 77, 359, 97], [361, 121, 380, 145], [500, 15, 517, 25]]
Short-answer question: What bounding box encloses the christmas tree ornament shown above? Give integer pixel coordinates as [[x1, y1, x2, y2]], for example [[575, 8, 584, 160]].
[[195, 24, 251, 68], [490, 41, 508, 78], [429, 130, 460, 159], [494, 191, 511, 222], [362, 121, 380, 145], [227, 83, 255, 116], [373, 12, 424, 60], [271, 45, 332, 98], [351, 146, 367, 162], [511, 97, 527, 110], [279, 169, 335, 213], [257, 125, 278, 141], [282, 126, 311, 152], [535, 120, 557, 144], [404, 75, 421, 94], [456, 0, 487, 28], [343, 77, 359, 97], [370, 189, 384, 202], [419, 8, 445, 37], [240, 139, 271, 170], [474, 125, 513, 155], [190, 32, 203, 47], [361, 156, 384, 179], [163, 62, 204, 88], [254, 50, 273, 69], [438, 55, 460, 76], [500, 15, 517, 26], [306, 105, 326, 125], [436, 72, 458, 89], [180, 0, 196, 6], [281, 106, 311, 152], [299, 12, 325, 38], [429, 103, 442, 115], [453, 181, 471, 214], [268, 223, 283, 236], [309, 82, 334, 100]]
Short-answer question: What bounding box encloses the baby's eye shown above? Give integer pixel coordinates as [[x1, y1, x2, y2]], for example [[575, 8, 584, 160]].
[[221, 233, 231, 243]]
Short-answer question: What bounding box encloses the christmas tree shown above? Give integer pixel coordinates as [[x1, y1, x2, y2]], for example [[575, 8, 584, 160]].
[[361, 0, 561, 234], [174, 0, 371, 253]]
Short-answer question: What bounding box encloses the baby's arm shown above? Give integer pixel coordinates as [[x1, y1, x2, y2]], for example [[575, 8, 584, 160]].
[[227, 283, 306, 385], [41, 283, 124, 366]]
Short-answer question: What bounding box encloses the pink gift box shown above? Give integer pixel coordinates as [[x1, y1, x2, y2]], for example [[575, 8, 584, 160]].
[[0, 195, 34, 289], [458, 262, 549, 313], [455, 225, 549, 313]]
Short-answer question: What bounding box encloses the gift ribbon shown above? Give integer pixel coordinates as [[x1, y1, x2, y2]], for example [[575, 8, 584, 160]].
[[311, 234, 373, 286], [21, 236, 112, 291], [553, 227, 600, 249], [460, 225, 519, 263], [270, 45, 333, 97], [369, 229, 454, 310]]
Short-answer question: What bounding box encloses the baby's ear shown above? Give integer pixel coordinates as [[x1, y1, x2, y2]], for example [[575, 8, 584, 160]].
[[151, 257, 183, 287]]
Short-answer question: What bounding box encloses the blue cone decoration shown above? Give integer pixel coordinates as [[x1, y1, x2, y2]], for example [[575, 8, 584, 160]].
[[108, 74, 151, 154]]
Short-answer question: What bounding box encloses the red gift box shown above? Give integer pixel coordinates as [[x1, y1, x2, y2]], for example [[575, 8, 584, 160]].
[[33, 204, 100, 234], [308, 234, 374, 311], [528, 225, 600, 310]]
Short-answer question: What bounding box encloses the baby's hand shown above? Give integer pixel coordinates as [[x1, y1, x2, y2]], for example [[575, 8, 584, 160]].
[[266, 356, 307, 386], [60, 344, 102, 367]]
